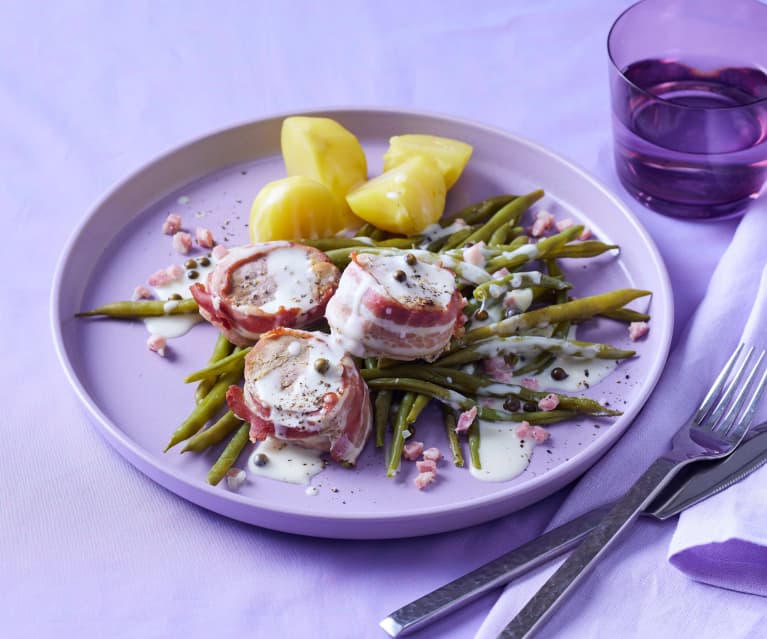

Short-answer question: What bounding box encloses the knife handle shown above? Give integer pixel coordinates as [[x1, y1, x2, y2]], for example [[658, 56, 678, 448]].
[[499, 457, 679, 639], [379, 506, 610, 638]]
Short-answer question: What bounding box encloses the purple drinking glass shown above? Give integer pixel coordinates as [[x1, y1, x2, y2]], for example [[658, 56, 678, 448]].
[[608, 0, 767, 220]]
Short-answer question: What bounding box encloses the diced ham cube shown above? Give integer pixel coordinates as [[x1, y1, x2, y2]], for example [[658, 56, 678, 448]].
[[162, 213, 182, 235], [462, 241, 486, 267], [172, 231, 193, 255], [521, 377, 539, 391], [402, 440, 425, 461], [416, 459, 437, 473], [225, 467, 247, 491], [212, 244, 229, 260], [455, 406, 477, 433], [531, 426, 550, 444], [578, 227, 592, 241], [132, 285, 153, 301], [147, 334, 167, 357], [147, 264, 184, 287], [196, 227, 215, 249], [556, 218, 574, 232], [538, 393, 560, 411], [422, 447, 442, 462], [483, 356, 515, 383], [530, 210, 555, 237], [414, 471, 436, 490], [629, 321, 649, 341], [515, 421, 532, 438]]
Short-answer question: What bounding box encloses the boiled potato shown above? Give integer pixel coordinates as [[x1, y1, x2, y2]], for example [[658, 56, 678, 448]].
[[346, 155, 446, 235], [281, 116, 368, 205], [249, 176, 358, 242], [383, 134, 473, 189]]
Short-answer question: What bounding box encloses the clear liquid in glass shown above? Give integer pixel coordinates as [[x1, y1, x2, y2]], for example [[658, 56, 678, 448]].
[[611, 57, 767, 219]]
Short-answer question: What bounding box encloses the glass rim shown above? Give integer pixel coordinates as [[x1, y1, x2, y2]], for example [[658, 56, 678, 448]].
[[607, 0, 767, 110]]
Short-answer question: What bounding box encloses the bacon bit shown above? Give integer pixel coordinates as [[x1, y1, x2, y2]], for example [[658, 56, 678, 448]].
[[521, 377, 539, 391], [225, 467, 247, 491], [515, 421, 532, 438], [531, 426, 550, 444], [416, 459, 437, 473], [483, 356, 515, 383], [172, 231, 193, 255], [422, 447, 442, 462], [538, 393, 560, 411], [212, 244, 229, 260], [147, 334, 167, 357], [195, 226, 215, 249], [494, 267, 510, 277], [148, 264, 185, 286], [555, 218, 574, 232], [462, 241, 486, 267], [132, 285, 153, 301], [162, 213, 182, 235], [455, 406, 477, 433], [530, 210, 556, 237], [629, 321, 649, 341], [414, 471, 436, 490], [402, 440, 424, 461], [578, 227, 593, 241]]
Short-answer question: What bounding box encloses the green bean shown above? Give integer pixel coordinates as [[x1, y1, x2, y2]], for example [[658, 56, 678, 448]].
[[600, 308, 651, 323], [458, 289, 651, 346], [358, 223, 377, 237], [406, 394, 431, 426], [195, 334, 235, 404], [488, 223, 510, 247], [75, 298, 199, 318], [207, 423, 250, 486], [549, 241, 620, 259], [432, 226, 476, 252], [182, 410, 244, 453], [165, 367, 244, 451], [442, 195, 517, 226], [184, 347, 251, 383], [474, 271, 571, 302], [467, 419, 481, 469], [386, 392, 416, 477], [484, 224, 583, 272], [457, 190, 545, 248], [374, 390, 393, 448], [441, 407, 465, 467], [301, 237, 376, 251], [366, 377, 575, 424]]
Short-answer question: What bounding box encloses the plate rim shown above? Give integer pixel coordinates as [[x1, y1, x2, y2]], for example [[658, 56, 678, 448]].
[[50, 106, 674, 537]]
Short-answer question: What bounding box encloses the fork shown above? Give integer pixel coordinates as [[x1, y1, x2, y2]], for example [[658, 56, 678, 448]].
[[499, 342, 767, 639]]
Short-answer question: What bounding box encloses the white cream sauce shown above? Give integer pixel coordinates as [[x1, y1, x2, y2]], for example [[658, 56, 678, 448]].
[[518, 355, 617, 393], [144, 258, 218, 338], [258, 246, 318, 313], [469, 420, 535, 482], [367, 254, 456, 308], [253, 336, 345, 428], [247, 437, 325, 484]]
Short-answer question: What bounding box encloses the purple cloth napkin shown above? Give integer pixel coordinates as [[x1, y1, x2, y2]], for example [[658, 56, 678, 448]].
[[476, 200, 767, 638]]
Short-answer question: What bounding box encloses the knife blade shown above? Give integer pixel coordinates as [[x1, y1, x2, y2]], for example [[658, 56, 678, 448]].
[[379, 425, 767, 638]]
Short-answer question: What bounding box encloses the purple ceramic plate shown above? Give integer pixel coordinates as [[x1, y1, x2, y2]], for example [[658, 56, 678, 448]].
[[51, 108, 673, 539]]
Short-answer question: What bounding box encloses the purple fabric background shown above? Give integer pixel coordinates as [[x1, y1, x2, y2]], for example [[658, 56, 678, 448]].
[[1, 1, 757, 638]]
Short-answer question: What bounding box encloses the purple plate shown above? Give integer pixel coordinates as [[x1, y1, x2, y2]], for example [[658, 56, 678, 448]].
[[51, 108, 673, 539]]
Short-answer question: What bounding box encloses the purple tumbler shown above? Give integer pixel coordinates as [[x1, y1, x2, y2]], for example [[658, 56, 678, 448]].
[[608, 0, 767, 220]]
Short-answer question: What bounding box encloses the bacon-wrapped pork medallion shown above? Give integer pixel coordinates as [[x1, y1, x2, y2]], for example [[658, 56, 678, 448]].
[[325, 252, 464, 361], [190, 242, 340, 346], [226, 328, 372, 464]]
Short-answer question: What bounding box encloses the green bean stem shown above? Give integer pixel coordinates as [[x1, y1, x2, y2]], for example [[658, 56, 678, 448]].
[[386, 392, 417, 477], [75, 298, 199, 318], [181, 411, 244, 453], [195, 334, 235, 404], [207, 424, 250, 486], [165, 367, 244, 451], [441, 407, 465, 467], [184, 347, 251, 383]]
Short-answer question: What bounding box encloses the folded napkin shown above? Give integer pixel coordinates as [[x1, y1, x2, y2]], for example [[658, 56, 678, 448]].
[[476, 200, 767, 639]]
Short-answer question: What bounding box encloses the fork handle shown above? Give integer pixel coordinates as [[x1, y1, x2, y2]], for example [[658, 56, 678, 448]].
[[498, 457, 680, 639]]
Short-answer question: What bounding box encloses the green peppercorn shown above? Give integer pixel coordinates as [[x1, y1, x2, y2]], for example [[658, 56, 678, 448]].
[[184, 258, 198, 269]]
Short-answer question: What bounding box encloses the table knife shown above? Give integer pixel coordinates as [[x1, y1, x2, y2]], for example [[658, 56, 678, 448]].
[[379, 425, 767, 638]]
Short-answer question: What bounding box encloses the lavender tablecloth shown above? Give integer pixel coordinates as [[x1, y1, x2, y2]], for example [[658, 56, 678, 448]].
[[2, 2, 762, 638]]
